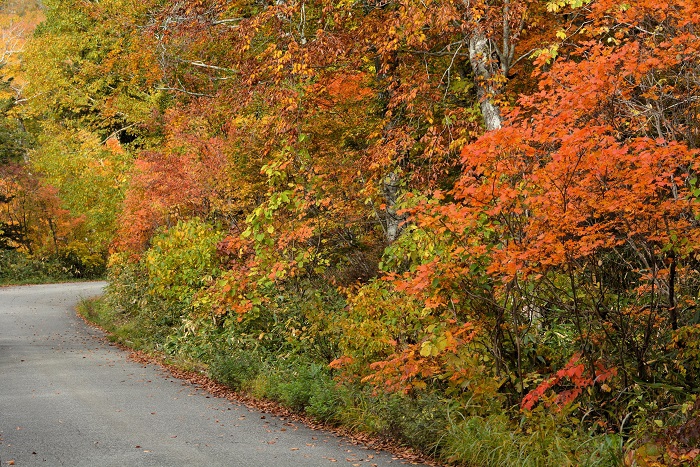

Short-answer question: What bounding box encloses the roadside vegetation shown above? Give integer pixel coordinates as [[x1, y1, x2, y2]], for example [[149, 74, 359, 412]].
[[0, 250, 103, 285], [78, 294, 623, 467]]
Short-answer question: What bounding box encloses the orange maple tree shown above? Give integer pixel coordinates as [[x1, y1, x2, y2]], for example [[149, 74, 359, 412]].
[[375, 0, 700, 423]]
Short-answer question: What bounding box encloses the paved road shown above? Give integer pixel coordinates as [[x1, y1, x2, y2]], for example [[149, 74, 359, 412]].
[[0, 283, 418, 466]]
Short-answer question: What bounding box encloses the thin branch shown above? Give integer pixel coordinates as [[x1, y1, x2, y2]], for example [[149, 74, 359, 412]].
[[101, 123, 137, 144], [441, 40, 465, 98], [14, 91, 47, 105], [212, 17, 245, 25], [185, 60, 239, 73], [155, 86, 214, 98]]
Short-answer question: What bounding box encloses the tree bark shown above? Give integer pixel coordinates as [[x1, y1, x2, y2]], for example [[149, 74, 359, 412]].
[[469, 31, 503, 131], [382, 170, 405, 242]]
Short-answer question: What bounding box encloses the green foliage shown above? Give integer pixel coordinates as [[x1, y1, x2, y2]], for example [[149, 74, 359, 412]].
[[0, 249, 97, 284], [0, 80, 31, 164], [29, 125, 130, 260], [671, 325, 700, 380], [371, 392, 454, 454], [105, 219, 224, 347], [104, 251, 149, 318], [443, 413, 623, 467], [25, 0, 159, 138], [208, 349, 263, 392], [145, 218, 224, 308]]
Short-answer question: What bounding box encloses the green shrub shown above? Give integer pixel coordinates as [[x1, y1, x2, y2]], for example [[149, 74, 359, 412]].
[[55, 246, 106, 278], [209, 350, 263, 391], [261, 360, 323, 411], [0, 249, 84, 284], [105, 219, 225, 348], [306, 378, 347, 423], [105, 252, 149, 317], [236, 355, 347, 423], [145, 218, 224, 308], [380, 392, 452, 454], [277, 362, 338, 414]]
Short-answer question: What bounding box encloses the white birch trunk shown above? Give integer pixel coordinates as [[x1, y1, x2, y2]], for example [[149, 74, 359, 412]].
[[469, 32, 503, 131], [382, 170, 405, 242]]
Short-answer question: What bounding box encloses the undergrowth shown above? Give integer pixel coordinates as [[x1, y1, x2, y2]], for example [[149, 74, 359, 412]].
[[78, 295, 624, 466], [0, 249, 104, 285]]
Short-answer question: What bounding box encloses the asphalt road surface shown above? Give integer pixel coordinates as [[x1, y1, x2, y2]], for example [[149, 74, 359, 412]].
[[0, 282, 421, 467]]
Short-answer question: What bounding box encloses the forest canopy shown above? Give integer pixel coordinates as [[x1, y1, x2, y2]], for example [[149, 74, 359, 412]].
[[5, 0, 700, 464]]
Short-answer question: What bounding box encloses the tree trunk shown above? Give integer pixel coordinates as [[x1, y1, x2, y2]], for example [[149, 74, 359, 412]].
[[469, 31, 503, 131], [382, 170, 405, 242]]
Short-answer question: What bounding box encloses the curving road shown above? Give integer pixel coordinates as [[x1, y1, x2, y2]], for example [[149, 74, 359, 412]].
[[0, 283, 419, 466]]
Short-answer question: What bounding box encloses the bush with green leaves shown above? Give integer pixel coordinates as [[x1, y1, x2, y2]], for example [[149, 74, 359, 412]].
[[105, 218, 224, 347], [208, 349, 263, 392], [145, 218, 224, 310], [0, 249, 90, 284]]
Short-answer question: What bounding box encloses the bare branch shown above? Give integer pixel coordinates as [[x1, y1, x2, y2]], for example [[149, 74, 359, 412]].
[[185, 60, 239, 73], [155, 86, 214, 98], [212, 17, 245, 25]]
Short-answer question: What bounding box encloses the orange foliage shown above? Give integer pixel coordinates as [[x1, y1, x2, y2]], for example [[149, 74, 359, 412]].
[[521, 353, 617, 411]]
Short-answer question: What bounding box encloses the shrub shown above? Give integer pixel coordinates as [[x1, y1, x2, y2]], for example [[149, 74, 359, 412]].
[[145, 218, 224, 309], [209, 350, 263, 391], [0, 249, 81, 284]]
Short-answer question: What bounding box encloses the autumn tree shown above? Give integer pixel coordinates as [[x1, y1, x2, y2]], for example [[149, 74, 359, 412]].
[[365, 0, 700, 451], [0, 0, 39, 250], [20, 0, 166, 264]]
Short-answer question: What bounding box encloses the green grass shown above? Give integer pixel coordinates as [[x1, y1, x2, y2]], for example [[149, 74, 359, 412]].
[[441, 413, 623, 467], [77, 297, 154, 350]]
